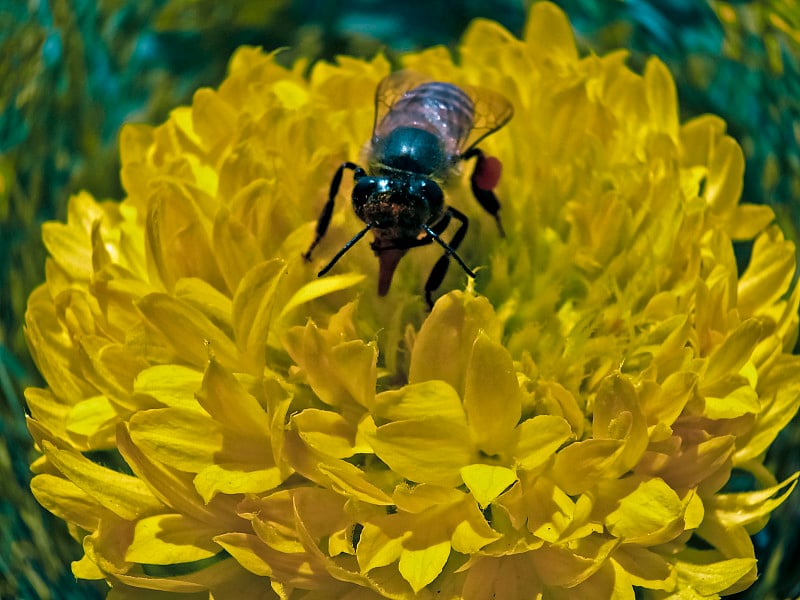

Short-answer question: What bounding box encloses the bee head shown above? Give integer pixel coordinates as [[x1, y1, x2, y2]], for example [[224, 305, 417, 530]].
[[352, 175, 443, 230]]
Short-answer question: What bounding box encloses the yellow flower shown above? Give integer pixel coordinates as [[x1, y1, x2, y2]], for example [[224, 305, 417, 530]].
[[25, 3, 800, 598]]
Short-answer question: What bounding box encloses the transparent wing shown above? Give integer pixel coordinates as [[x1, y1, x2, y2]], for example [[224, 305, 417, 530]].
[[372, 70, 433, 136], [372, 70, 513, 155], [460, 84, 514, 153]]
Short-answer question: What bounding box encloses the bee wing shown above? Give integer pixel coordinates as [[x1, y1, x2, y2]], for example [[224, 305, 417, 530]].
[[372, 70, 433, 136], [460, 84, 514, 153]]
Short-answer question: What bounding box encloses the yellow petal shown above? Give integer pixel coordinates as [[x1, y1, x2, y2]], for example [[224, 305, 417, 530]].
[[703, 384, 759, 420], [463, 334, 521, 455], [136, 293, 238, 370], [30, 473, 106, 531], [144, 181, 225, 291], [737, 364, 800, 461], [117, 423, 221, 525], [356, 523, 405, 573], [368, 417, 474, 487], [450, 506, 502, 554], [373, 380, 467, 427], [112, 558, 265, 595], [552, 438, 625, 495], [129, 407, 222, 473], [594, 374, 650, 469], [728, 203, 775, 240], [524, 477, 598, 543], [640, 371, 697, 428], [704, 136, 744, 215], [702, 318, 769, 388], [462, 555, 543, 600], [398, 540, 451, 593], [330, 340, 379, 410], [126, 513, 223, 564], [603, 478, 686, 545], [25, 387, 71, 440], [278, 273, 367, 320], [212, 204, 265, 294], [644, 58, 678, 140], [316, 460, 394, 506], [283, 319, 377, 409], [392, 483, 465, 513], [196, 358, 270, 438], [43, 441, 162, 520], [611, 545, 675, 591], [215, 532, 332, 588], [291, 409, 360, 458], [514, 415, 574, 471], [71, 553, 105, 581], [705, 471, 799, 528], [173, 277, 233, 333], [231, 258, 286, 372], [679, 114, 726, 169], [673, 553, 756, 596], [191, 88, 237, 151], [523, 1, 578, 64], [195, 463, 283, 504], [460, 464, 517, 509], [530, 536, 618, 587], [737, 227, 796, 317], [658, 434, 736, 492], [210, 533, 271, 577], [133, 364, 203, 409], [409, 292, 500, 394]]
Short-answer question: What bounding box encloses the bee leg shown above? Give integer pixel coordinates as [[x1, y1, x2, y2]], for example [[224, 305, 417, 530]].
[[302, 162, 365, 261], [318, 224, 374, 276], [422, 207, 474, 309], [461, 147, 505, 237]]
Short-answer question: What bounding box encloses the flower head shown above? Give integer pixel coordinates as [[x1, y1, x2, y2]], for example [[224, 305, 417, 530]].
[[25, 3, 800, 598]]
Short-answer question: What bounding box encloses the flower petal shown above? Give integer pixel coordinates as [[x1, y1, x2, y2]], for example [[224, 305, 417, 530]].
[[136, 293, 238, 370], [30, 474, 107, 531], [368, 417, 474, 487], [514, 415, 574, 471], [409, 292, 501, 394], [398, 540, 451, 593], [463, 334, 521, 455], [231, 258, 286, 372], [42, 441, 162, 520], [126, 514, 223, 564], [373, 380, 466, 426], [195, 463, 283, 504], [460, 464, 517, 509], [602, 478, 687, 545], [523, 1, 578, 64]]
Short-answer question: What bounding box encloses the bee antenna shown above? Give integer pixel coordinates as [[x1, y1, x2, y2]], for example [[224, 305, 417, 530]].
[[421, 224, 476, 278], [317, 224, 374, 277]]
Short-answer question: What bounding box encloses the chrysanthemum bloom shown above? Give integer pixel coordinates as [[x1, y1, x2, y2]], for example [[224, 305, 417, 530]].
[[25, 3, 800, 598]]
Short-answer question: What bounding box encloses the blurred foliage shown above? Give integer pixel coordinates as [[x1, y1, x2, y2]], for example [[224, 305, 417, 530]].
[[0, 0, 798, 598]]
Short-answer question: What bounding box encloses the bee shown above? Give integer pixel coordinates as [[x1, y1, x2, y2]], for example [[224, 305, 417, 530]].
[[302, 70, 513, 308]]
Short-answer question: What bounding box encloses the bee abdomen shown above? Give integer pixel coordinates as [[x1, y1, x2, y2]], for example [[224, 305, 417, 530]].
[[382, 82, 475, 153]]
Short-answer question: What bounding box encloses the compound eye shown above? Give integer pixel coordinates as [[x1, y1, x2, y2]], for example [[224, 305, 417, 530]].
[[418, 179, 443, 210], [352, 178, 379, 210]]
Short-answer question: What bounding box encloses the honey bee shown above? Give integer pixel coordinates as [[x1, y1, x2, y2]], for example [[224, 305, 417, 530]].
[[303, 70, 513, 307]]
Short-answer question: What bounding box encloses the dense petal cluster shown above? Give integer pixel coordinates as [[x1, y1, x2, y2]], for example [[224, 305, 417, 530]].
[[25, 3, 800, 598]]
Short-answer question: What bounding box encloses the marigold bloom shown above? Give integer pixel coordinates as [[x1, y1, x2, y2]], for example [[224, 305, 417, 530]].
[[25, 3, 800, 598]]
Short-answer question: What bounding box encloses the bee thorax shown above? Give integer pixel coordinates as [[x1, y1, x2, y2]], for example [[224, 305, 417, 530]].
[[370, 127, 448, 177]]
